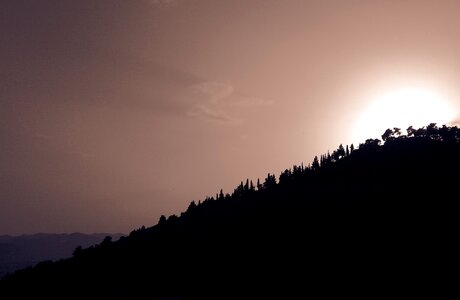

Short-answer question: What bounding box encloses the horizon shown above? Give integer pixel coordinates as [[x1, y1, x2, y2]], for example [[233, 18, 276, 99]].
[[2, 0, 460, 235]]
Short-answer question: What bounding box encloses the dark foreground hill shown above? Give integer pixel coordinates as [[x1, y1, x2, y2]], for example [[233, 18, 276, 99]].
[[0, 233, 124, 278], [1, 124, 459, 299]]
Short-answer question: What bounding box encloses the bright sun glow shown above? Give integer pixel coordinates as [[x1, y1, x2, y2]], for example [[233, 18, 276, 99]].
[[352, 87, 456, 144]]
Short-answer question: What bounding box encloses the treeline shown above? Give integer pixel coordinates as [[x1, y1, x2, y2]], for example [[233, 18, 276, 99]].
[[1, 123, 459, 299], [69, 122, 460, 268], [144, 122, 460, 232]]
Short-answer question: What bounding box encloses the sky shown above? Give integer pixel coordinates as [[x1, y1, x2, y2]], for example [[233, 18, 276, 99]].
[[2, 0, 460, 234]]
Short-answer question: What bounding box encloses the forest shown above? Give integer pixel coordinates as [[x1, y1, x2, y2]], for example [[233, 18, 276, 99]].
[[1, 123, 459, 299]]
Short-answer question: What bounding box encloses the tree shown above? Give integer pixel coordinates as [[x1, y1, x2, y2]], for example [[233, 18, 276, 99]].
[[407, 126, 416, 137], [101, 236, 112, 248], [360, 139, 381, 151], [187, 201, 197, 212], [263, 173, 277, 189], [257, 178, 262, 190], [167, 214, 179, 222], [244, 179, 249, 192], [337, 144, 345, 159], [426, 123, 440, 140], [159, 215, 167, 226], [414, 127, 427, 138], [279, 169, 291, 184], [73, 246, 83, 257], [312, 156, 320, 170], [382, 128, 394, 142], [234, 182, 244, 197], [439, 125, 456, 143], [331, 150, 338, 162]]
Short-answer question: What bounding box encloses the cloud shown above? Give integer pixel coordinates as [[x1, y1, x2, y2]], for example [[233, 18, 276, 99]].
[[231, 96, 275, 107], [192, 82, 234, 103], [187, 104, 241, 124], [186, 81, 274, 124], [187, 81, 242, 124], [148, 0, 177, 8]]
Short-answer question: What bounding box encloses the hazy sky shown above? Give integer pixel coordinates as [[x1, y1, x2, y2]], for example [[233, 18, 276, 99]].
[[2, 0, 460, 234]]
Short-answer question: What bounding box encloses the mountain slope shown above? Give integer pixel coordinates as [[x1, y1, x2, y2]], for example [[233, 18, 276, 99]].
[[1, 125, 459, 299], [0, 233, 124, 278]]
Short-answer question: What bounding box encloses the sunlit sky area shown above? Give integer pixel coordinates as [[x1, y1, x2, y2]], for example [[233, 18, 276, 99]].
[[352, 87, 456, 143], [1, 0, 460, 234]]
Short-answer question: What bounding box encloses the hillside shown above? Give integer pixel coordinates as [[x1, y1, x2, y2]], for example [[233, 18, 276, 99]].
[[0, 233, 124, 278], [1, 124, 459, 299]]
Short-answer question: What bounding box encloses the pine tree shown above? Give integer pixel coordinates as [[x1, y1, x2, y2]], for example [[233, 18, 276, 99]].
[[337, 144, 345, 158], [244, 179, 249, 192], [312, 156, 320, 170]]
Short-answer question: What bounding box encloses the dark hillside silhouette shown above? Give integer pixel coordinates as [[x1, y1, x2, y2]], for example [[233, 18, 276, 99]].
[[0, 233, 124, 278], [1, 124, 459, 299]]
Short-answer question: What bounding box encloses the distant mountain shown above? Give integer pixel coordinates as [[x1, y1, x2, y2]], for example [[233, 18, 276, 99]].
[[0, 233, 124, 278], [1, 124, 459, 299]]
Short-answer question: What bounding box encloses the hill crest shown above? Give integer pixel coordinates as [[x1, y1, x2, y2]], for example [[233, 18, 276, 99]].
[[2, 123, 459, 299]]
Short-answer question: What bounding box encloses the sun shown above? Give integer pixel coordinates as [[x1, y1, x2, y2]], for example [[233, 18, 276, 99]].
[[351, 87, 456, 144]]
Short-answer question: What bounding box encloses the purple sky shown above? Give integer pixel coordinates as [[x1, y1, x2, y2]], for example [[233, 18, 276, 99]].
[[2, 0, 460, 234]]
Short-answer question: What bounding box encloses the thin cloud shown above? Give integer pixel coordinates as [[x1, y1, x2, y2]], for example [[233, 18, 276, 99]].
[[186, 81, 241, 124], [186, 81, 274, 124], [187, 104, 241, 125], [148, 0, 177, 8], [192, 81, 234, 103], [231, 96, 275, 107]]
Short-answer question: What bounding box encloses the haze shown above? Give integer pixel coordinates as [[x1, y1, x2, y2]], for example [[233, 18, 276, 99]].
[[2, 0, 460, 234]]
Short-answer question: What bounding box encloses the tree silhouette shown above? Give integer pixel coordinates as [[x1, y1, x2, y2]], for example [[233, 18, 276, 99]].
[[312, 156, 320, 170], [337, 144, 345, 159], [257, 178, 262, 190], [407, 125, 416, 137], [244, 179, 249, 192], [263, 173, 277, 189], [72, 246, 83, 257], [382, 128, 394, 141], [2, 124, 459, 299], [159, 215, 167, 226]]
